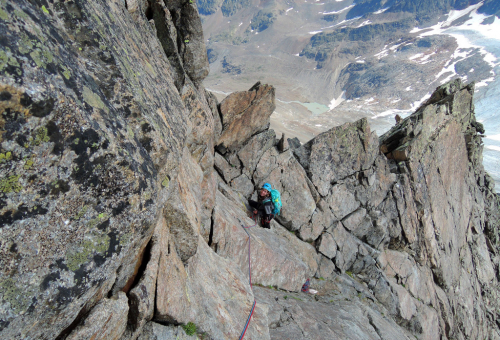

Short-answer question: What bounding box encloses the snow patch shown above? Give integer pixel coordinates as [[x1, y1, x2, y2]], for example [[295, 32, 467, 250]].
[[486, 145, 500, 152], [321, 16, 361, 30], [321, 4, 355, 15], [486, 134, 500, 142], [409, 53, 424, 60], [411, 4, 500, 87], [372, 93, 431, 119], [476, 76, 495, 88], [374, 7, 390, 14], [329, 91, 345, 110], [309, 30, 323, 34], [374, 46, 389, 59], [358, 20, 371, 28]]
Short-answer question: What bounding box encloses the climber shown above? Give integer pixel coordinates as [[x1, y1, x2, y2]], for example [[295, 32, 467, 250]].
[[248, 183, 275, 229]]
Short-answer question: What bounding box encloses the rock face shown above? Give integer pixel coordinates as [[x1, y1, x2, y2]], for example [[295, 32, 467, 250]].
[[217, 82, 276, 153], [0, 1, 499, 340]]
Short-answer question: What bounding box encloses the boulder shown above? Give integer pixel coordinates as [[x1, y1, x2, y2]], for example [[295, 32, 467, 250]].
[[237, 129, 276, 177], [277, 133, 289, 153], [296, 118, 379, 196], [217, 178, 248, 212], [271, 222, 320, 277], [317, 232, 337, 259], [298, 199, 335, 242], [379, 250, 437, 307], [230, 174, 254, 198], [342, 208, 367, 232], [327, 183, 360, 220], [318, 256, 336, 280], [330, 222, 359, 273], [217, 82, 276, 152], [214, 152, 241, 183]]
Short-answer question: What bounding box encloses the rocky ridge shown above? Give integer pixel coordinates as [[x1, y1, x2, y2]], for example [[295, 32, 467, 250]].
[[0, 1, 499, 340]]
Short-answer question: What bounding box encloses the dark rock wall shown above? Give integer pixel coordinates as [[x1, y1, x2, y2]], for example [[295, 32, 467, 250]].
[[0, 0, 201, 338]]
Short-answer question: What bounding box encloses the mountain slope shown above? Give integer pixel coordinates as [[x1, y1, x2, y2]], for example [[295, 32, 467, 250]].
[[201, 0, 500, 191]]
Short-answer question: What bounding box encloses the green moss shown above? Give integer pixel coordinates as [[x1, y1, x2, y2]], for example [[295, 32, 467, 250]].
[[181, 322, 197, 336], [63, 66, 71, 80], [119, 232, 132, 246], [14, 9, 29, 20], [161, 175, 170, 188], [24, 158, 34, 170], [0, 152, 12, 162], [82, 86, 109, 113], [127, 126, 134, 138], [0, 279, 33, 313], [41, 5, 49, 14], [346, 271, 354, 278], [30, 50, 43, 68], [66, 234, 110, 271], [0, 175, 22, 193], [18, 33, 34, 55], [0, 8, 8, 21], [32, 127, 50, 146], [42, 49, 53, 64], [0, 47, 20, 73]]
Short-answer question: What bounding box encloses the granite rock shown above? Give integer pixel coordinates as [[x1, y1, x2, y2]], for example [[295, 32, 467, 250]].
[[217, 83, 276, 152]]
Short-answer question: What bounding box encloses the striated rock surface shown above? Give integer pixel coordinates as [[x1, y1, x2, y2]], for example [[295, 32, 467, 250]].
[[212, 191, 317, 291], [66, 292, 129, 340], [0, 1, 499, 340]]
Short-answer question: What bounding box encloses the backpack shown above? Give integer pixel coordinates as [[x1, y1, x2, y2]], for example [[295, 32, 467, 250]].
[[270, 189, 282, 215]]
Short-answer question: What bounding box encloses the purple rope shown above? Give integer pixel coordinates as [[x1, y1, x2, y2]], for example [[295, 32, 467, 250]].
[[239, 213, 257, 339]]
